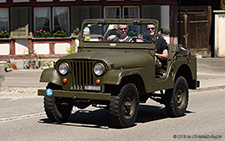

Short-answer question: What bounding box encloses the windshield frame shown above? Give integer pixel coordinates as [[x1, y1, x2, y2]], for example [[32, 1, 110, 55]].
[[79, 19, 159, 49]]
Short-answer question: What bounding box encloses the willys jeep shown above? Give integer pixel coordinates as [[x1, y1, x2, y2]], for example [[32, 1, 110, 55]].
[[38, 19, 199, 128]]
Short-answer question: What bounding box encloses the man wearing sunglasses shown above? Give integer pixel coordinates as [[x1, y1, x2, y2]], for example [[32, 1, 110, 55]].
[[103, 24, 133, 42], [143, 24, 168, 73]]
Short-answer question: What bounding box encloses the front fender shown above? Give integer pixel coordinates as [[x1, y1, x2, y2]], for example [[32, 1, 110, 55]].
[[40, 68, 63, 86], [102, 68, 143, 85]]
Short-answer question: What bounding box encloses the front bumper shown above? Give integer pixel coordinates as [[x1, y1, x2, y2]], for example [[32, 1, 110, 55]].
[[38, 89, 111, 101]]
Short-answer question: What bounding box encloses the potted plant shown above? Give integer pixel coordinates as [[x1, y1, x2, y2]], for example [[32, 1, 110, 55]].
[[0, 30, 9, 38], [221, 0, 225, 10], [34, 29, 50, 38], [53, 30, 67, 37], [24, 50, 41, 69]]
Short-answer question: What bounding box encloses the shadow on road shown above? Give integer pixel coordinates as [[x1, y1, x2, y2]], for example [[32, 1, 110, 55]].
[[39, 105, 193, 129]]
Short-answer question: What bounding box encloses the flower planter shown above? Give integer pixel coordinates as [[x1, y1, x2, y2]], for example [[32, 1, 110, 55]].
[[34, 36, 50, 38], [0, 35, 9, 38], [28, 63, 35, 69], [35, 30, 50, 38]]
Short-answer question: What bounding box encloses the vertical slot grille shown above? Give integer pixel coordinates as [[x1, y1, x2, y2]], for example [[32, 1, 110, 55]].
[[72, 61, 94, 90]]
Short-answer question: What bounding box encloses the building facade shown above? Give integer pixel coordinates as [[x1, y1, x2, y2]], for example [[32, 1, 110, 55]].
[[0, 0, 178, 61]]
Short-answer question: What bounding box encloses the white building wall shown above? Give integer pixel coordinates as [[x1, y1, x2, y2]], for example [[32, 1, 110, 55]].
[[0, 44, 10, 55], [161, 5, 170, 44], [55, 43, 71, 54], [15, 39, 28, 55], [218, 15, 225, 57], [214, 11, 225, 57], [34, 43, 50, 54]]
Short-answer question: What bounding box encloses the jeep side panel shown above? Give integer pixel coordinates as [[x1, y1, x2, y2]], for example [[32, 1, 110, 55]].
[[153, 55, 197, 91]]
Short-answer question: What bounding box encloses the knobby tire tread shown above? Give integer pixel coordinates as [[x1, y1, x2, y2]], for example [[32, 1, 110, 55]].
[[109, 83, 139, 128], [165, 76, 189, 117]]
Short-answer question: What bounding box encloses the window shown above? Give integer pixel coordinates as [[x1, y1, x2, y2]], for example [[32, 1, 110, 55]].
[[36, 0, 53, 2], [123, 7, 140, 18], [53, 7, 69, 36], [0, 8, 9, 32], [13, 0, 29, 2], [60, 0, 75, 1], [104, 7, 121, 18], [34, 8, 51, 32], [104, 6, 140, 19], [34, 7, 69, 37]]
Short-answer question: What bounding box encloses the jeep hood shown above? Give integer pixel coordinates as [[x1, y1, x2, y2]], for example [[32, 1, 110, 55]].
[[60, 50, 148, 69]]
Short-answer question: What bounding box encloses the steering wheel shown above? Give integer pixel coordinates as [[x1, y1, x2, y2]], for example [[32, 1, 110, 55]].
[[132, 37, 153, 43]]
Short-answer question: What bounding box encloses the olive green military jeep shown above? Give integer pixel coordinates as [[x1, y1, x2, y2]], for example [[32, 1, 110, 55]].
[[38, 19, 199, 128]]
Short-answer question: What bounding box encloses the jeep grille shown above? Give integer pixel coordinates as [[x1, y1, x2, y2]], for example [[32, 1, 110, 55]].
[[71, 61, 95, 90]]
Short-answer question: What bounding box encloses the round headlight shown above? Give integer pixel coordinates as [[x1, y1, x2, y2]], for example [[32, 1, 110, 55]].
[[59, 62, 69, 75], [94, 63, 105, 76]]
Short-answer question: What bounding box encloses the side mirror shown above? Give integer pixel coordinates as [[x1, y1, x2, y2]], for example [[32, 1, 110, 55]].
[[161, 27, 170, 35], [74, 28, 80, 35]]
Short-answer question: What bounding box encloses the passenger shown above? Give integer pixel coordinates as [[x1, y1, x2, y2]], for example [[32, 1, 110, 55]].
[[103, 24, 133, 42], [142, 24, 169, 71]]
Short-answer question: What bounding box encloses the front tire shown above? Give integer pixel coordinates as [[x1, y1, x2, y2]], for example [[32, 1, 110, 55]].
[[165, 76, 189, 117], [43, 83, 72, 123], [109, 83, 139, 128]]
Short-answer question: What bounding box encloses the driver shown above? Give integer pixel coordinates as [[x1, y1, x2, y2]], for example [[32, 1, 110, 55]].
[[103, 24, 133, 42]]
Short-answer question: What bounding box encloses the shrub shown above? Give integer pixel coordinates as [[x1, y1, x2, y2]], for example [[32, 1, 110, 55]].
[[66, 42, 78, 55]]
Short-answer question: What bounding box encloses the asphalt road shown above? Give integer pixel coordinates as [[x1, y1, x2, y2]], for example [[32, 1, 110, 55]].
[[0, 89, 224, 141], [4, 69, 47, 87]]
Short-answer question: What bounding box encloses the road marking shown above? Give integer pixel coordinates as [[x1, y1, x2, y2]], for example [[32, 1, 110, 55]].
[[0, 112, 45, 123]]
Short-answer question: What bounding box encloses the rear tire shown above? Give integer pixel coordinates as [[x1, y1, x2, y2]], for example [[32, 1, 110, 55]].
[[109, 83, 139, 128], [43, 83, 72, 123], [165, 76, 189, 117]]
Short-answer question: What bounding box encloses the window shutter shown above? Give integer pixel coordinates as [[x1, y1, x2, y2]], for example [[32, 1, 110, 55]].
[[89, 6, 102, 19], [10, 7, 32, 39], [71, 5, 102, 35], [71, 6, 89, 33], [142, 5, 161, 28]]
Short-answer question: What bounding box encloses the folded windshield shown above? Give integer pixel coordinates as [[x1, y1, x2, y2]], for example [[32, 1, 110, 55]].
[[82, 23, 156, 43]]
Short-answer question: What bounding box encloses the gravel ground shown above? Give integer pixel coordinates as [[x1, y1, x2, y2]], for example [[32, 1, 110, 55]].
[[0, 87, 45, 98]]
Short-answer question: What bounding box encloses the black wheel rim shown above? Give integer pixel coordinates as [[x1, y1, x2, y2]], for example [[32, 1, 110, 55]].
[[122, 92, 136, 119], [175, 84, 186, 109]]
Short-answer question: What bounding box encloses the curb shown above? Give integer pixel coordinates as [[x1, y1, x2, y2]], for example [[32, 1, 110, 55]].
[[192, 84, 225, 92]]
